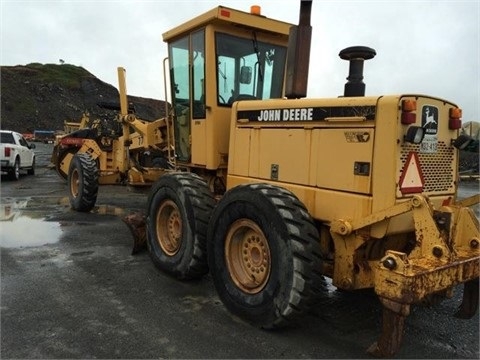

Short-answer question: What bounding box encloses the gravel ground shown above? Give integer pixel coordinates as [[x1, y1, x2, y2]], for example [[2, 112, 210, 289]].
[[1, 143, 478, 359]]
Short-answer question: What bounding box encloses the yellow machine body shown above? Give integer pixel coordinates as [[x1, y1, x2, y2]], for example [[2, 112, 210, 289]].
[[228, 95, 479, 295], [151, 4, 479, 356]]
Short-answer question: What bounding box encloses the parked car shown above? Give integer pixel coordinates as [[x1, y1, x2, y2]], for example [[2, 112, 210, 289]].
[[0, 130, 36, 180]]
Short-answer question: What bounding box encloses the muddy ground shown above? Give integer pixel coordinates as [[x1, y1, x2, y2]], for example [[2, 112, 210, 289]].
[[1, 143, 479, 359]]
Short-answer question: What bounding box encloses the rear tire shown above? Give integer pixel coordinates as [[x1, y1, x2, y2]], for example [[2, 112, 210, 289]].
[[68, 152, 99, 212], [146, 172, 215, 279], [207, 183, 324, 328], [8, 158, 20, 180]]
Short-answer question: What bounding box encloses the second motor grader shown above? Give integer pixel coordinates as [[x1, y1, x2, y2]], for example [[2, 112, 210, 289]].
[[53, 68, 173, 211]]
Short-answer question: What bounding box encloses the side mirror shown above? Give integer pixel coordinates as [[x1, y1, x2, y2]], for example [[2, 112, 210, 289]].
[[453, 134, 474, 150], [239, 66, 252, 84], [29, 143, 36, 149]]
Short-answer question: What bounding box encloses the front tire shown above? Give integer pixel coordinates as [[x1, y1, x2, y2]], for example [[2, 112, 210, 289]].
[[146, 172, 215, 279], [68, 152, 99, 212], [207, 183, 324, 328], [27, 157, 35, 175]]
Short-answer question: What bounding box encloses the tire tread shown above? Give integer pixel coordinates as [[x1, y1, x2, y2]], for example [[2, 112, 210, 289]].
[[209, 182, 326, 329]]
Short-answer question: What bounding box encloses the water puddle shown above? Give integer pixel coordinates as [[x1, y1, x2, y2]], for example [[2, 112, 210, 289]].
[[92, 205, 126, 216], [0, 198, 131, 248], [0, 198, 62, 248], [58, 197, 127, 217]]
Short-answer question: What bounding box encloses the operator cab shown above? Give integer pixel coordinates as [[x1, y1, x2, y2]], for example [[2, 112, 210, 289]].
[[163, 6, 291, 168]]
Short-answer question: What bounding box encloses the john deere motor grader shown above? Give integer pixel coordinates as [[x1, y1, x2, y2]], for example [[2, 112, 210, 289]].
[[69, 1, 479, 357], [54, 69, 173, 211]]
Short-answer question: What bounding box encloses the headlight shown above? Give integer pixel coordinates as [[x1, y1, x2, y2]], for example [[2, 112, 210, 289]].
[[404, 126, 425, 144]]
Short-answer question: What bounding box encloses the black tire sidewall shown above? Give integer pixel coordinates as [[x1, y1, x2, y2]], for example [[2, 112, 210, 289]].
[[9, 158, 20, 180], [207, 187, 293, 326], [68, 153, 98, 212], [69, 154, 86, 210], [146, 174, 203, 278]]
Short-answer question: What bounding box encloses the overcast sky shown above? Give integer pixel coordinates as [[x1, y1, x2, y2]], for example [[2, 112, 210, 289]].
[[1, 0, 479, 121]]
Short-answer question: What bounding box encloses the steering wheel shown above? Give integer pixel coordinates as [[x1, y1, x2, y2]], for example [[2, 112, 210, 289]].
[[218, 95, 226, 104], [228, 94, 258, 105]]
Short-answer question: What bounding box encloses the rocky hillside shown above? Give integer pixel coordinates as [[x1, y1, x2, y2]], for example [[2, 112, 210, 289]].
[[1, 62, 478, 174], [1, 63, 167, 133]]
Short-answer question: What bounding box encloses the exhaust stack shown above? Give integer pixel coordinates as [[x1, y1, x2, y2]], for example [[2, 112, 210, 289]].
[[339, 46, 376, 97], [285, 0, 312, 99]]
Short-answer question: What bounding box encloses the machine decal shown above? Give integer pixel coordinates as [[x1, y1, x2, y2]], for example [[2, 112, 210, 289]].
[[421, 105, 438, 135], [420, 105, 439, 153], [237, 105, 376, 122], [399, 151, 425, 194], [257, 108, 314, 121], [344, 132, 370, 143]]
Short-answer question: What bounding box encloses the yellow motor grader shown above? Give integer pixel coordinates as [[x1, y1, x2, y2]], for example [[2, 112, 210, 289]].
[[68, 1, 479, 357], [52, 69, 173, 211]]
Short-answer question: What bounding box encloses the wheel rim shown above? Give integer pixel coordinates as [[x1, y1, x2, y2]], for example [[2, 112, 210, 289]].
[[225, 219, 271, 294], [156, 200, 182, 256], [70, 168, 79, 198], [14, 163, 19, 179]]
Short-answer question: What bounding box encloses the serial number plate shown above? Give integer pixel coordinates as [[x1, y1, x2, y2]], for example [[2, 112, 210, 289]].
[[420, 136, 438, 153]]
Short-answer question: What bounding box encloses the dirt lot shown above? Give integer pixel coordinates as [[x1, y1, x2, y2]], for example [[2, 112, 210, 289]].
[[1, 143, 479, 359]]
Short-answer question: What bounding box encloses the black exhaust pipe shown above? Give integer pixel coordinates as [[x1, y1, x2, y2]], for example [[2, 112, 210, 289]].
[[285, 0, 312, 99], [339, 46, 376, 97]]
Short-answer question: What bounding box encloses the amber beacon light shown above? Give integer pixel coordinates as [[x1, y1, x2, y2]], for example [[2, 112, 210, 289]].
[[250, 5, 261, 15]]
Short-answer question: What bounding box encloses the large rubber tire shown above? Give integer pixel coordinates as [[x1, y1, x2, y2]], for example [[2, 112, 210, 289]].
[[8, 157, 20, 181], [146, 172, 215, 280], [207, 183, 324, 329], [68, 152, 99, 212]]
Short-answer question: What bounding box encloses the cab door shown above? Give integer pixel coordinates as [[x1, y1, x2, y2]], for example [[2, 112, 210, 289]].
[[168, 29, 206, 164]]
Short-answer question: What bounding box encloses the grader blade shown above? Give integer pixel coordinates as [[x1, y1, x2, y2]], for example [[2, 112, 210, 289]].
[[455, 278, 479, 319], [122, 211, 147, 254], [367, 298, 409, 358]]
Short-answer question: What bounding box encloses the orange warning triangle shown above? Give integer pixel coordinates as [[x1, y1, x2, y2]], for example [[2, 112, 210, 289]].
[[399, 151, 425, 194]]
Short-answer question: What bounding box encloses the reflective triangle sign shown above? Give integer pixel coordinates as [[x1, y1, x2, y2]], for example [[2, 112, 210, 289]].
[[399, 151, 425, 194]]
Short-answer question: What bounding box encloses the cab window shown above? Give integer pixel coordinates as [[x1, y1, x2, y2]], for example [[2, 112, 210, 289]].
[[215, 32, 287, 106]]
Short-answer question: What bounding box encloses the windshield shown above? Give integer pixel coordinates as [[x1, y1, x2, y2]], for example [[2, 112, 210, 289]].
[[215, 32, 287, 106]]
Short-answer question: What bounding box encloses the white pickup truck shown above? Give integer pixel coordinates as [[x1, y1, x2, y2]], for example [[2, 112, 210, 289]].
[[0, 130, 36, 180]]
